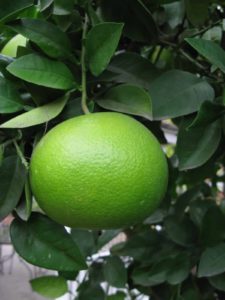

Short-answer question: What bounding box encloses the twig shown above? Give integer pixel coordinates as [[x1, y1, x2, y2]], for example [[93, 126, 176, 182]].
[[81, 14, 90, 115], [13, 140, 29, 170]]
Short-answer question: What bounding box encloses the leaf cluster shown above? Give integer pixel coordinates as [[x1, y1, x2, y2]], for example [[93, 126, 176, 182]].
[[0, 0, 225, 299]]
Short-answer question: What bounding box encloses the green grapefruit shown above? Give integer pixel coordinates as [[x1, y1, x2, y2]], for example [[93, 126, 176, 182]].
[[30, 112, 168, 229], [1, 34, 27, 57]]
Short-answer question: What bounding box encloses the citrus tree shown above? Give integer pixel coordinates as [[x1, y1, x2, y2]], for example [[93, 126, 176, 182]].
[[0, 0, 225, 299]]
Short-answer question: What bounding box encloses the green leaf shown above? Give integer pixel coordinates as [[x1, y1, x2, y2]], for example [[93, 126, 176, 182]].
[[58, 270, 78, 280], [0, 94, 69, 128], [103, 256, 127, 288], [86, 22, 124, 76], [198, 243, 225, 277], [133, 253, 190, 287], [189, 199, 215, 228], [186, 38, 225, 73], [0, 0, 33, 22], [188, 101, 225, 129], [89, 262, 105, 285], [164, 2, 185, 29], [96, 84, 152, 120], [106, 292, 126, 300], [166, 253, 190, 285], [30, 275, 68, 299], [53, 0, 74, 15], [97, 229, 121, 250], [132, 259, 169, 286], [0, 77, 23, 113], [184, 0, 209, 26], [100, 0, 158, 43], [39, 0, 54, 11], [100, 52, 160, 89], [9, 18, 72, 59], [200, 206, 225, 247], [71, 229, 96, 257], [77, 282, 105, 300], [7, 54, 76, 90], [149, 70, 214, 120], [176, 117, 221, 170], [0, 156, 27, 221], [10, 212, 87, 271], [15, 178, 32, 221], [164, 215, 196, 247], [111, 230, 159, 260], [209, 273, 225, 292], [181, 285, 200, 300], [223, 116, 225, 135]]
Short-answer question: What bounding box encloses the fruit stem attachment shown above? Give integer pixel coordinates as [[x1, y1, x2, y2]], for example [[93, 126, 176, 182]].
[[81, 14, 90, 115], [13, 140, 29, 170]]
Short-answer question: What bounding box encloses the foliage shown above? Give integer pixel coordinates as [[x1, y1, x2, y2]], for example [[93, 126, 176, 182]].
[[0, 0, 225, 299]]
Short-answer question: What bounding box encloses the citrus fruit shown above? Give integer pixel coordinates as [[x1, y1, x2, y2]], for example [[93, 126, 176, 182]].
[[1, 34, 27, 57], [30, 112, 168, 229]]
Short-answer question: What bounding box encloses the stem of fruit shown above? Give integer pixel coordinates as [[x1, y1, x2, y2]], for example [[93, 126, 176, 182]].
[[81, 14, 90, 115], [13, 140, 29, 170]]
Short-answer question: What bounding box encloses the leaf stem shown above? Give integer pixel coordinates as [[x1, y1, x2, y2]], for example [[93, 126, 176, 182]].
[[13, 140, 29, 170], [81, 14, 90, 115]]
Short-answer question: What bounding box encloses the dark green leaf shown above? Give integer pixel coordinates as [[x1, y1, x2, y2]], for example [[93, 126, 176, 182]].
[[0, 77, 23, 113], [200, 206, 225, 247], [166, 253, 190, 285], [89, 262, 105, 285], [96, 84, 152, 120], [30, 276, 68, 299], [111, 230, 159, 260], [106, 292, 126, 300], [103, 256, 127, 288], [97, 229, 121, 250], [176, 117, 221, 170], [0, 0, 33, 22], [186, 38, 225, 73], [0, 55, 14, 76], [209, 273, 225, 292], [188, 101, 225, 129], [7, 54, 76, 90], [53, 0, 74, 15], [144, 209, 166, 224], [189, 199, 215, 228], [0, 156, 27, 221], [100, 0, 157, 43], [223, 116, 225, 135], [198, 243, 225, 277], [77, 282, 105, 300], [149, 70, 214, 120], [182, 291, 199, 300], [99, 52, 160, 89], [164, 215, 196, 247], [71, 229, 96, 257], [174, 186, 202, 214], [15, 178, 32, 221], [164, 1, 185, 29], [132, 253, 190, 287], [9, 18, 72, 59], [39, 0, 54, 11], [86, 22, 124, 76], [185, 0, 209, 26], [179, 157, 216, 185], [0, 94, 69, 128], [132, 259, 169, 286], [58, 270, 78, 280], [10, 212, 87, 271]]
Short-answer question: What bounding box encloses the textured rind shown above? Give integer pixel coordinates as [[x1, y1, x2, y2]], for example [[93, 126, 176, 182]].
[[30, 112, 168, 229]]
